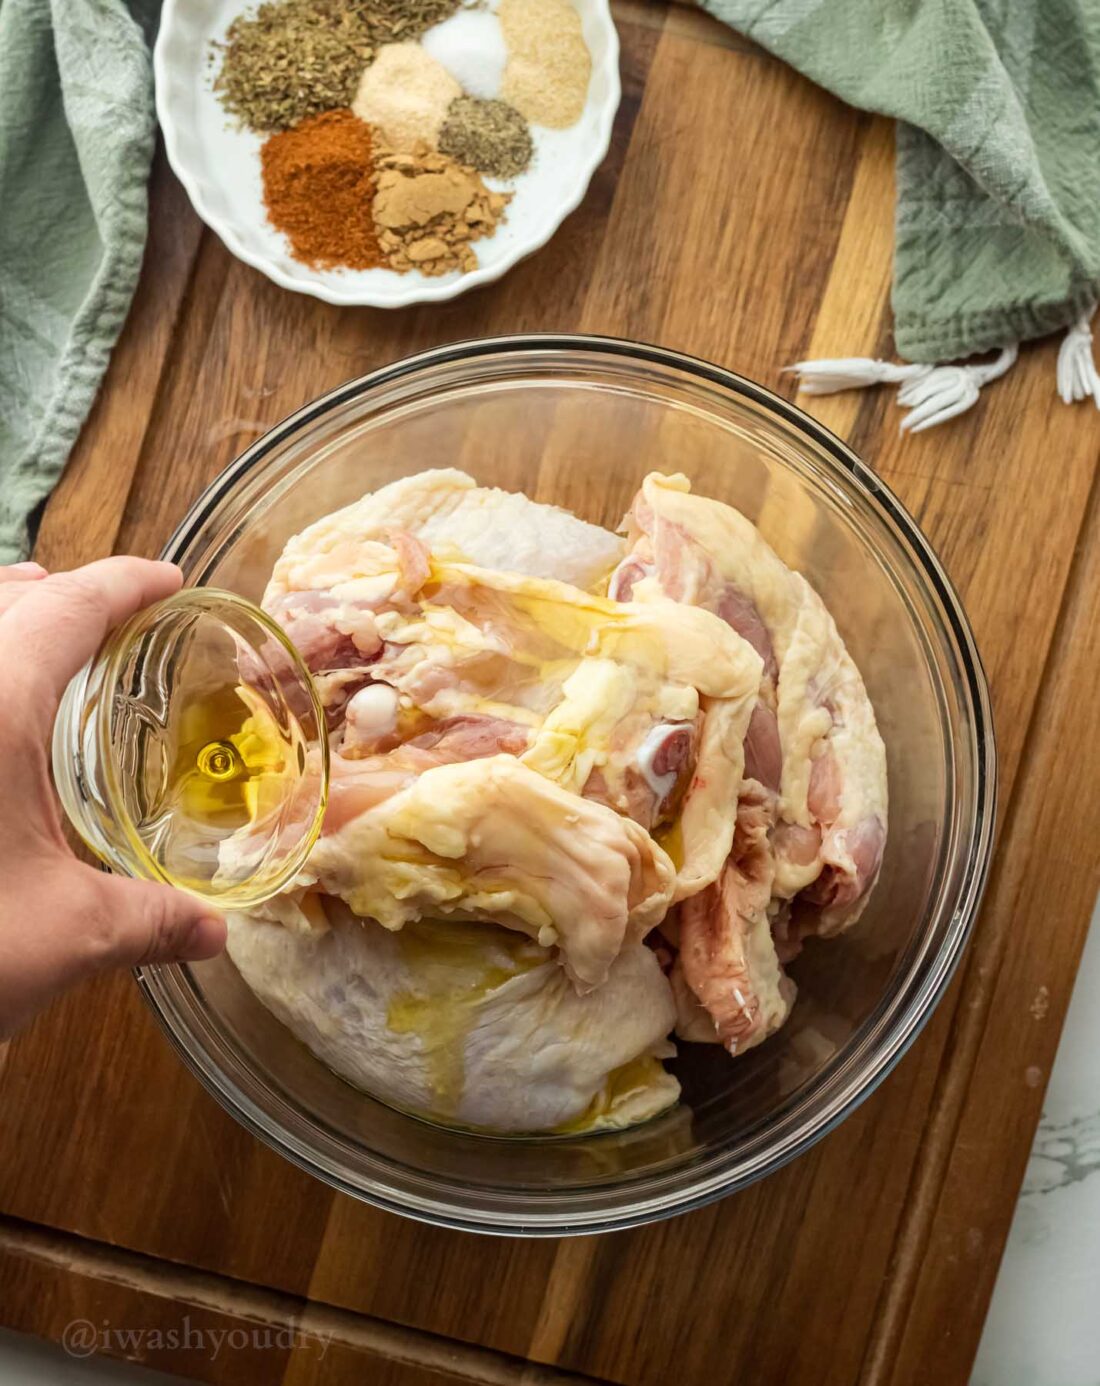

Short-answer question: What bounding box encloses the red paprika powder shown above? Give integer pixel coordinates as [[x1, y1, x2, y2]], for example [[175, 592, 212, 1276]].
[[260, 108, 384, 270]]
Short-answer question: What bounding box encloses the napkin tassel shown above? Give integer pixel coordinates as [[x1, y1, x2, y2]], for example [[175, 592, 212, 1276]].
[[786, 346, 1018, 433], [1056, 310, 1100, 407], [789, 309, 1100, 432]]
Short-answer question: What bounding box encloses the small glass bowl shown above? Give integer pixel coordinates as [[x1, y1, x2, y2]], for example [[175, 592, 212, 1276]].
[[129, 336, 995, 1235], [53, 588, 328, 911]]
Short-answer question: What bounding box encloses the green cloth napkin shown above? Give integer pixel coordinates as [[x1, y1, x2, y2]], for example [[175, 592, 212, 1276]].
[[0, 0, 157, 563], [703, 0, 1100, 364]]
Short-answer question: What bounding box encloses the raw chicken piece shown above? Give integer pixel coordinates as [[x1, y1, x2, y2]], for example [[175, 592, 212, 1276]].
[[674, 783, 794, 1052], [669, 693, 756, 903], [227, 905, 680, 1134], [262, 470, 621, 706], [324, 745, 459, 830], [309, 755, 677, 992], [579, 712, 701, 831], [265, 588, 382, 673], [217, 720, 524, 901], [668, 959, 721, 1044], [371, 561, 762, 897], [615, 472, 887, 935], [338, 671, 530, 763], [262, 526, 431, 690], [374, 561, 758, 712], [225, 468, 890, 1128], [263, 485, 761, 950], [405, 712, 531, 758], [326, 714, 532, 828], [278, 536, 760, 903], [267, 469, 623, 596], [267, 493, 761, 909], [795, 813, 887, 936], [266, 526, 431, 609], [516, 654, 701, 829]]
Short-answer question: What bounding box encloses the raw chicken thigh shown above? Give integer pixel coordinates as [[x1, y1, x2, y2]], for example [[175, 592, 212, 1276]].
[[266, 467, 623, 598], [224, 469, 886, 1131], [310, 755, 677, 992], [612, 473, 887, 1053], [228, 901, 679, 1133]]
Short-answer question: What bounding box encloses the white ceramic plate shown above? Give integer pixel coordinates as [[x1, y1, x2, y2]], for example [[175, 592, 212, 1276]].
[[154, 0, 621, 306]]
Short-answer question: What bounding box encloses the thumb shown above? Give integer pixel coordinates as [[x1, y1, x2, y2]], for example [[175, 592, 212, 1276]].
[[91, 875, 227, 970]]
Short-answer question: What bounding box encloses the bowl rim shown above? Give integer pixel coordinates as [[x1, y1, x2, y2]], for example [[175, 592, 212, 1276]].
[[152, 0, 622, 307], [142, 333, 998, 1235]]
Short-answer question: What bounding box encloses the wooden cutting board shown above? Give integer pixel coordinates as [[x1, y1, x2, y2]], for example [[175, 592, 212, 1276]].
[[2, 4, 1099, 1382]]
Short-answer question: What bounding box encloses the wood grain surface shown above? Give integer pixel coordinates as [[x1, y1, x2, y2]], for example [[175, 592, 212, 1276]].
[[4, 3, 1100, 1383]]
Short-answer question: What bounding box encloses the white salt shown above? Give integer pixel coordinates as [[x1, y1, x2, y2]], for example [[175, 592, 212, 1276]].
[[421, 11, 508, 101]]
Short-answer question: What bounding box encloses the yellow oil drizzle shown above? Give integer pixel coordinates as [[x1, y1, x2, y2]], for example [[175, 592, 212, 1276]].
[[427, 561, 670, 678], [171, 685, 296, 833], [654, 817, 685, 870], [386, 919, 544, 1115], [551, 1054, 669, 1135]]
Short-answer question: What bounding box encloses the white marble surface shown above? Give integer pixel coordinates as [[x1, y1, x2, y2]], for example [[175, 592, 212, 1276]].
[[0, 1328, 192, 1384], [973, 892, 1100, 1386]]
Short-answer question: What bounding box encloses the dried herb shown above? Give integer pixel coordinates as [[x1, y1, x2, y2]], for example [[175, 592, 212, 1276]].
[[438, 96, 533, 179], [352, 0, 467, 46], [214, 0, 464, 133]]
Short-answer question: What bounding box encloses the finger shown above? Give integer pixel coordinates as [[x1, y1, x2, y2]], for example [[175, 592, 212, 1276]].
[[4, 557, 182, 717], [0, 561, 48, 583], [0, 562, 49, 613], [85, 873, 227, 971]]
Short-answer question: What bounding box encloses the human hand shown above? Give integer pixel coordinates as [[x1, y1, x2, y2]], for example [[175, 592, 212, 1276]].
[[0, 558, 227, 1039]]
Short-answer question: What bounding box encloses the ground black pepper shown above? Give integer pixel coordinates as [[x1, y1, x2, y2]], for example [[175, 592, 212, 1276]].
[[438, 96, 533, 179]]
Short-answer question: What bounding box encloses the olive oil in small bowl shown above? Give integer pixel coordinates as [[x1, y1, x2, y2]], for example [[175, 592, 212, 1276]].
[[53, 589, 328, 909]]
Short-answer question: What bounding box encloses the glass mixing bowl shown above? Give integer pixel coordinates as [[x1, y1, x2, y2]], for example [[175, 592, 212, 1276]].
[[137, 335, 995, 1235]]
